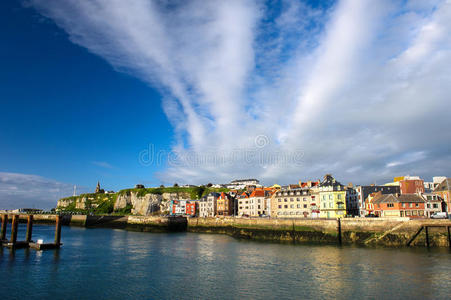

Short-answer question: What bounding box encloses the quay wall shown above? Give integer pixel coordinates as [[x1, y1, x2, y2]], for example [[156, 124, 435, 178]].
[[3, 214, 451, 247]]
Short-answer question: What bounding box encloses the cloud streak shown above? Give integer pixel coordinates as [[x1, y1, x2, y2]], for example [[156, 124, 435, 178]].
[[0, 172, 88, 209], [29, 0, 451, 185]]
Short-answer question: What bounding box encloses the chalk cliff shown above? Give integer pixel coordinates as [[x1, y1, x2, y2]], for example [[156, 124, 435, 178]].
[[56, 186, 226, 216]]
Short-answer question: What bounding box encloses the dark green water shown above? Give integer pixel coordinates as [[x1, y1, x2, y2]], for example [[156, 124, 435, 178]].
[[1, 224, 451, 299]]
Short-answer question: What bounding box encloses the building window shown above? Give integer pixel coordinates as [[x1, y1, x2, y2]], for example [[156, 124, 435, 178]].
[[284, 198, 287, 202], [329, 202, 333, 208], [409, 203, 413, 208], [278, 199, 281, 202], [303, 197, 307, 201], [297, 204, 300, 208], [415, 203, 419, 208], [290, 204, 294, 208], [278, 205, 282, 209], [304, 204, 307, 208], [387, 203, 394, 208], [338, 194, 342, 200], [284, 205, 288, 209]]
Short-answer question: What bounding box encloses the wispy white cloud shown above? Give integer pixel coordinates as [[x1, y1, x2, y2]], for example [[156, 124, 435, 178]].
[[29, 0, 451, 185], [0, 172, 88, 209], [91, 161, 114, 169]]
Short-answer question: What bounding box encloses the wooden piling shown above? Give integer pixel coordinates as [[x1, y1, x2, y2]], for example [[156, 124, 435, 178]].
[[1, 214, 7, 241], [26, 215, 33, 243], [54, 215, 62, 247], [10, 215, 18, 245], [425, 226, 430, 248], [337, 218, 342, 245], [447, 226, 451, 249]]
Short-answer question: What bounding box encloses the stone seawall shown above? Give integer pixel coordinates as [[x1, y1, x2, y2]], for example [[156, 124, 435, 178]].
[[187, 217, 451, 247], [5, 214, 451, 247]]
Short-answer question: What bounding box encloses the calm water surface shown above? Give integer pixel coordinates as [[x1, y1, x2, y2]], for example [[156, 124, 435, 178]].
[[1, 224, 451, 299]]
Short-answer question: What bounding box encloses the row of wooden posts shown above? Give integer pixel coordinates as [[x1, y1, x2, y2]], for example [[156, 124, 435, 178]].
[[0, 214, 62, 250]]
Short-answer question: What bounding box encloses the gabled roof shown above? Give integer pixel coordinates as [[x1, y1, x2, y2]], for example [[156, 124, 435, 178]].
[[434, 178, 451, 192], [319, 174, 343, 188], [373, 194, 425, 204]]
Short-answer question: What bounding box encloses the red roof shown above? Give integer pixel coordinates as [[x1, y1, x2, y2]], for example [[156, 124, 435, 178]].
[[250, 190, 265, 197]]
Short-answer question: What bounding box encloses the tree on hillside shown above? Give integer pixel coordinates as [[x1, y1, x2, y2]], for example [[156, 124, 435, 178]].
[[173, 183, 179, 187]]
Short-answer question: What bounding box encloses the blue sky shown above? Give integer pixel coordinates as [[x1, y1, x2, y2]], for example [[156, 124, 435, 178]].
[[1, 0, 451, 209]]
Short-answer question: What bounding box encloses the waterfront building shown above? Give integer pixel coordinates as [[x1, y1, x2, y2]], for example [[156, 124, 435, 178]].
[[355, 185, 400, 216], [237, 192, 250, 216], [364, 192, 382, 215], [318, 174, 346, 218], [216, 192, 235, 216], [170, 200, 198, 216], [345, 184, 359, 216], [433, 178, 451, 213], [170, 200, 186, 216], [238, 189, 269, 216], [372, 194, 425, 218], [199, 192, 220, 217], [272, 186, 318, 218], [421, 193, 444, 217], [185, 201, 198, 216]]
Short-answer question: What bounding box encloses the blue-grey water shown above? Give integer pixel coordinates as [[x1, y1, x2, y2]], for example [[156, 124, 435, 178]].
[[1, 224, 451, 299]]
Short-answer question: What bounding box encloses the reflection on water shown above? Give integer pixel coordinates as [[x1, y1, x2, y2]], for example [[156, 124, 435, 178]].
[[1, 224, 451, 299]]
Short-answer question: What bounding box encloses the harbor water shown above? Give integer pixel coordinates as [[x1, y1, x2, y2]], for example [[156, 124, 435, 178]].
[[1, 224, 451, 299]]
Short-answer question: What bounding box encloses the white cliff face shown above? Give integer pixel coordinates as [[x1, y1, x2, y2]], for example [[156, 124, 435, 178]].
[[58, 190, 192, 215], [114, 191, 191, 215]]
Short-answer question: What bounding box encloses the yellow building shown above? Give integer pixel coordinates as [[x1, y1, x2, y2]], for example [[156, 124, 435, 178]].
[[318, 174, 347, 218]]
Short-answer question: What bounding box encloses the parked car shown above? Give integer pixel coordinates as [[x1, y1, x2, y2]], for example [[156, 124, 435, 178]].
[[430, 212, 448, 219]]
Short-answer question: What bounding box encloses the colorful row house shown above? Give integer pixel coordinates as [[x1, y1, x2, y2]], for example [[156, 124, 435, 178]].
[[372, 194, 425, 218], [216, 192, 235, 216], [199, 192, 220, 217], [318, 174, 347, 218], [170, 200, 198, 216], [433, 178, 450, 213], [238, 189, 272, 217], [271, 187, 318, 218]]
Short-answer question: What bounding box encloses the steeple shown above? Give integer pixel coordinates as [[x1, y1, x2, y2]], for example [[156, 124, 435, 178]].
[[95, 181, 101, 193]]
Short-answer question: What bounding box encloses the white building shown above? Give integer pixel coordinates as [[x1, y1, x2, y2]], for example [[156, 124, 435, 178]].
[[199, 192, 219, 217], [227, 179, 261, 190]]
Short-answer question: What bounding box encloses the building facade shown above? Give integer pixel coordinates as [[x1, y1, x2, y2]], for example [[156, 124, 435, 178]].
[[373, 194, 426, 218], [199, 192, 219, 217], [421, 193, 444, 217], [216, 192, 235, 216], [272, 187, 316, 218], [355, 185, 400, 217], [433, 178, 451, 213], [318, 175, 346, 218], [238, 189, 270, 216]]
